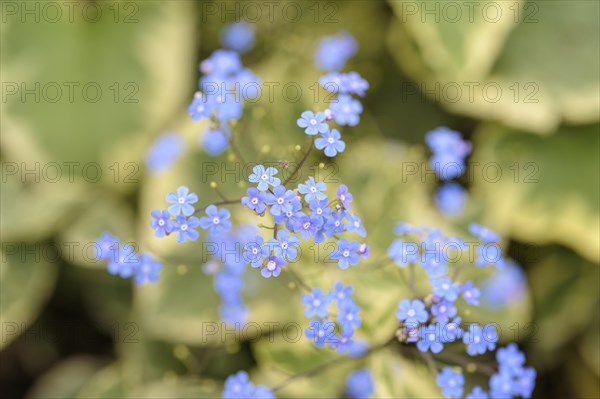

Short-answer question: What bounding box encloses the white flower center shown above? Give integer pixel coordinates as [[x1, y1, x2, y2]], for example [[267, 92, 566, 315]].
[[181, 224, 188, 231], [286, 211, 293, 217], [158, 219, 165, 226], [251, 198, 258, 204], [428, 333, 436, 341], [474, 336, 481, 343], [313, 299, 321, 307], [334, 221, 340, 227], [342, 105, 351, 113], [442, 283, 449, 290], [343, 250, 350, 257], [310, 187, 317, 193], [261, 174, 268, 180], [178, 197, 185, 204], [267, 260, 276, 271], [327, 137, 335, 144], [317, 208, 322, 215], [340, 194, 346, 201], [309, 118, 317, 126], [465, 291, 471, 297], [277, 198, 284, 204], [303, 222, 311, 229], [439, 305, 447, 313], [318, 330, 325, 337], [212, 217, 220, 225], [281, 243, 288, 249], [252, 248, 258, 254], [407, 309, 415, 317], [347, 314, 354, 320]]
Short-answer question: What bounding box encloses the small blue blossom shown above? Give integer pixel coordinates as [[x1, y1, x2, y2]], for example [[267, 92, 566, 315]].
[[358, 243, 370, 259], [241, 187, 268, 214], [173, 215, 201, 243], [252, 386, 275, 399], [514, 367, 536, 399], [248, 164, 280, 191], [496, 343, 526, 375], [302, 288, 332, 318], [417, 323, 444, 354], [324, 209, 346, 237], [461, 280, 481, 306], [188, 92, 213, 121], [166, 186, 198, 217], [343, 72, 369, 97], [489, 371, 515, 399], [200, 49, 242, 77], [332, 329, 355, 354], [336, 184, 353, 209], [134, 253, 162, 284], [146, 133, 185, 173], [431, 277, 460, 302], [201, 128, 230, 156], [269, 230, 300, 260], [436, 367, 464, 399], [345, 213, 366, 237], [338, 301, 361, 331], [221, 22, 255, 53], [274, 198, 303, 231], [425, 127, 472, 181], [297, 110, 329, 135], [296, 214, 321, 240], [305, 319, 336, 347], [435, 182, 467, 216], [475, 242, 506, 268], [308, 198, 331, 223], [422, 255, 449, 278], [331, 281, 354, 307], [107, 243, 140, 278], [222, 371, 254, 399], [345, 369, 374, 399], [261, 255, 286, 278], [95, 231, 119, 261], [466, 386, 488, 399], [441, 317, 463, 343], [396, 299, 428, 325], [265, 185, 296, 216], [150, 210, 174, 238], [315, 128, 346, 157], [298, 176, 327, 203], [463, 324, 498, 356], [431, 300, 457, 324], [200, 205, 232, 235], [331, 239, 361, 269], [244, 236, 269, 268], [314, 31, 358, 71], [330, 94, 362, 126]]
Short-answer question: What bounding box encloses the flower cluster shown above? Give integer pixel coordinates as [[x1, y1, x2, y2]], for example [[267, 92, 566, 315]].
[[241, 167, 368, 277], [296, 35, 367, 158], [425, 127, 472, 217], [188, 24, 260, 156], [222, 371, 274, 399], [95, 232, 162, 285], [303, 282, 365, 355]]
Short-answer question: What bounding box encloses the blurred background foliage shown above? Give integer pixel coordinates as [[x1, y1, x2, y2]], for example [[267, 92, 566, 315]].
[[1, 1, 598, 398]]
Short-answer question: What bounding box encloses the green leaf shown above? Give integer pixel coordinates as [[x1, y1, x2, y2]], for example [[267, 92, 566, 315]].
[[470, 123, 600, 262]]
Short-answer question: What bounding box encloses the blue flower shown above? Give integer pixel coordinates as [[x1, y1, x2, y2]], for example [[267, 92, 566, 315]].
[[489, 371, 515, 399], [200, 49, 242, 77], [343, 72, 369, 97], [431, 277, 460, 302], [345, 369, 374, 399], [248, 164, 280, 191], [302, 288, 332, 318], [150, 210, 174, 238], [431, 300, 457, 325], [297, 214, 322, 240], [345, 213, 366, 237], [323, 209, 346, 237], [331, 281, 354, 307], [95, 231, 119, 261], [166, 186, 198, 217], [308, 198, 331, 223], [331, 239, 361, 269], [435, 182, 467, 216], [315, 128, 345, 157], [314, 31, 358, 71], [463, 324, 498, 356], [514, 367, 536, 399], [134, 253, 162, 284], [482, 261, 527, 307], [188, 92, 213, 121], [387, 239, 419, 267], [425, 127, 471, 181], [223, 371, 254, 399], [441, 317, 463, 343], [269, 230, 300, 260], [215, 272, 243, 303], [466, 386, 488, 399], [496, 343, 525, 375], [336, 184, 353, 209], [243, 236, 269, 268], [436, 367, 464, 399], [273, 198, 303, 231], [330, 94, 362, 126], [261, 255, 285, 278], [146, 133, 185, 173], [469, 223, 500, 242], [201, 128, 230, 156], [107, 243, 140, 278], [359, 243, 370, 259], [417, 324, 444, 354], [252, 385, 275, 399], [305, 319, 336, 347], [199, 205, 232, 235], [298, 176, 327, 203], [461, 280, 481, 306], [338, 301, 361, 331], [297, 110, 329, 135], [475, 242, 506, 269], [333, 329, 355, 354], [242, 187, 268, 214], [221, 22, 255, 53], [265, 185, 296, 216], [173, 215, 201, 243], [396, 299, 428, 325]]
